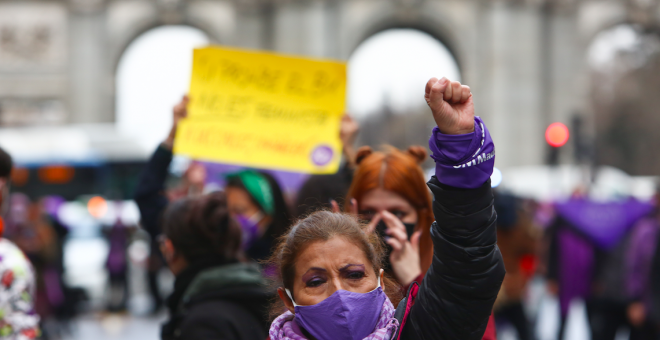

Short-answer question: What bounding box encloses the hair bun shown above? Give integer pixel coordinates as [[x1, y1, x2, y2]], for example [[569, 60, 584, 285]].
[[406, 146, 427, 164], [355, 146, 373, 165]]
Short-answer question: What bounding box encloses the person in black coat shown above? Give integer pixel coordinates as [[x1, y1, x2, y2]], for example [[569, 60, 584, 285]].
[[267, 77, 504, 340], [159, 192, 271, 340], [134, 96, 190, 312]]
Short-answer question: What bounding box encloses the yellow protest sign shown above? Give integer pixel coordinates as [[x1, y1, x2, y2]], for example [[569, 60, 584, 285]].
[[174, 46, 346, 174]]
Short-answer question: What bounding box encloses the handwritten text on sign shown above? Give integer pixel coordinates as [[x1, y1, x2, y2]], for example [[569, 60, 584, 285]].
[[174, 47, 346, 174]]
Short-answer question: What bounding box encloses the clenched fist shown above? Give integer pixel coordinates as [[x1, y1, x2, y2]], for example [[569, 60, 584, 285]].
[[425, 77, 474, 135], [164, 95, 189, 150]]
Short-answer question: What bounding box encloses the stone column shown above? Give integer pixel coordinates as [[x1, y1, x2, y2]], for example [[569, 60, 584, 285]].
[[69, 0, 112, 123]]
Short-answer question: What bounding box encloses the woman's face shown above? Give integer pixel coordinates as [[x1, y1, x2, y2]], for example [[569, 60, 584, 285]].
[[283, 236, 380, 311], [358, 188, 418, 224], [226, 186, 261, 218]]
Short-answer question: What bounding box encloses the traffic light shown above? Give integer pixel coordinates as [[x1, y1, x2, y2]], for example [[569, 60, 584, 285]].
[[545, 122, 569, 147], [546, 122, 569, 165]]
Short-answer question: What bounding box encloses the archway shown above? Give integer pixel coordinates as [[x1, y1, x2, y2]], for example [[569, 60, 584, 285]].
[[347, 28, 461, 152], [116, 25, 209, 151]]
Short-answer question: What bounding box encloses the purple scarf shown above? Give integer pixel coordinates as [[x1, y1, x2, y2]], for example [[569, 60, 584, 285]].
[[269, 298, 399, 340]]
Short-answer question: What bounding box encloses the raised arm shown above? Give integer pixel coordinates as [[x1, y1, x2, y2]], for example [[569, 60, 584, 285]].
[[134, 96, 188, 238], [400, 78, 505, 340]]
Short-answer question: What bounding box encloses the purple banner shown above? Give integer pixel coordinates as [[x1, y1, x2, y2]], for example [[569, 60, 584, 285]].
[[555, 199, 653, 250]]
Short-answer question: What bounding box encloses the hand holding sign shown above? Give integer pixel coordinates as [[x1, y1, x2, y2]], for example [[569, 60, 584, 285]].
[[425, 77, 474, 135]]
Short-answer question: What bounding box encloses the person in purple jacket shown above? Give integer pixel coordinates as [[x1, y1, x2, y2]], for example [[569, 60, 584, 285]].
[[267, 77, 504, 340]]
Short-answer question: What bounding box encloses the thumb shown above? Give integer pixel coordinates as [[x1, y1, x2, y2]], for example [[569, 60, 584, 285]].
[[410, 230, 422, 253], [425, 77, 438, 99]]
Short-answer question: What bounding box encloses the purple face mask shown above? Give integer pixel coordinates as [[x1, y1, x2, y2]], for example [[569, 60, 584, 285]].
[[236, 212, 264, 249], [285, 274, 386, 340]]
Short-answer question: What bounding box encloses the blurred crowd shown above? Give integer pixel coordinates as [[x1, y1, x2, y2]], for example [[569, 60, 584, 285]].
[[0, 91, 658, 340]]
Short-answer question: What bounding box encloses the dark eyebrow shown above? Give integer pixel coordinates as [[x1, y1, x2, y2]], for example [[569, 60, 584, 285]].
[[302, 267, 327, 275], [339, 264, 365, 272]]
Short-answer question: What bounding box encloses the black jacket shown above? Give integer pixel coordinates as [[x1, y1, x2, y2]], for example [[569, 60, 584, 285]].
[[397, 177, 505, 340], [162, 260, 272, 340], [134, 145, 172, 239]]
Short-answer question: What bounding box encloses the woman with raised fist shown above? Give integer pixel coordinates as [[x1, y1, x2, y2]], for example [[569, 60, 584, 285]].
[[267, 78, 504, 340]]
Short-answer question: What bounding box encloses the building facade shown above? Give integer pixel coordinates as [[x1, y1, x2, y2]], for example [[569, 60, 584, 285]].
[[0, 0, 659, 168]]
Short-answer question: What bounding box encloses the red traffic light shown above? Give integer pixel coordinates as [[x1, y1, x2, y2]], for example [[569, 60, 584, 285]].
[[545, 122, 569, 147]]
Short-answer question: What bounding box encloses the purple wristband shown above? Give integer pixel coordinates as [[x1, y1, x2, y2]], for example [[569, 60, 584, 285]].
[[428, 116, 495, 189]]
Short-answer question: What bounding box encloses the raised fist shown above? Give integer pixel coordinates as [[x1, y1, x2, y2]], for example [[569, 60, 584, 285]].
[[172, 95, 189, 128], [425, 77, 474, 135], [164, 95, 189, 149], [339, 114, 359, 147]]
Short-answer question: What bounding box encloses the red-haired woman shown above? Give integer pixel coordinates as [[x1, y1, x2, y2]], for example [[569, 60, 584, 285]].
[[268, 77, 504, 340], [344, 145, 433, 287]]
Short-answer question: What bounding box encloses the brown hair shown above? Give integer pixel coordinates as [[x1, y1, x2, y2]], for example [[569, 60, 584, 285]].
[[267, 210, 402, 316], [346, 145, 435, 273], [162, 192, 242, 262]]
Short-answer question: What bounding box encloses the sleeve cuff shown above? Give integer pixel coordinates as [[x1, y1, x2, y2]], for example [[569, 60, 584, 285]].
[[428, 117, 495, 189]]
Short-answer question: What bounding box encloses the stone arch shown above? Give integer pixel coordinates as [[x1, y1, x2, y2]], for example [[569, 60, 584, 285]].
[[576, 1, 646, 44], [108, 18, 218, 121], [349, 20, 463, 73], [113, 25, 210, 149], [583, 19, 637, 46], [111, 21, 219, 77], [341, 9, 464, 74]]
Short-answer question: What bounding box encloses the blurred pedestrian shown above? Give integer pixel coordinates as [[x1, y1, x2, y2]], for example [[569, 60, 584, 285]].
[[295, 114, 359, 217], [225, 170, 292, 266], [159, 192, 271, 340], [545, 198, 654, 340], [102, 202, 135, 312], [38, 196, 84, 332], [624, 198, 660, 340], [492, 193, 540, 340], [0, 147, 40, 340], [267, 77, 503, 340]]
